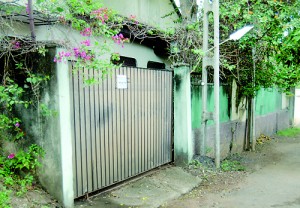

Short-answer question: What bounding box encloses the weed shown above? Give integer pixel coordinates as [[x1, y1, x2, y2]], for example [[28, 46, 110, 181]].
[[0, 186, 11, 208], [277, 127, 300, 137], [4, 176, 14, 186], [205, 147, 213, 154], [189, 160, 203, 169], [2, 144, 45, 175], [221, 160, 245, 172]]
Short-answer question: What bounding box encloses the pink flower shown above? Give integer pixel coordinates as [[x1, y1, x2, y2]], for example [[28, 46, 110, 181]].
[[80, 28, 92, 36], [81, 39, 91, 46], [8, 153, 15, 159], [112, 33, 128, 47], [64, 52, 71, 57], [130, 15, 136, 19], [12, 41, 21, 49], [25, 3, 30, 14], [73, 48, 80, 58], [91, 8, 109, 24], [80, 51, 87, 58], [15, 122, 20, 128]]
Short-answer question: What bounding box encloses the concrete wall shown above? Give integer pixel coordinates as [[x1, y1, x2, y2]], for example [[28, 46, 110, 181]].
[[0, 0, 178, 29], [1, 1, 173, 69], [35, 24, 169, 69], [255, 88, 282, 116], [174, 65, 193, 166], [191, 83, 292, 159], [191, 84, 230, 129], [102, 0, 178, 29], [1, 3, 175, 206], [20, 48, 74, 207], [14, 48, 65, 204]]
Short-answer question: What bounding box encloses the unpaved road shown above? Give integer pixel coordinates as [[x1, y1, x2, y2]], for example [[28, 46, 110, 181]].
[[163, 136, 300, 208]]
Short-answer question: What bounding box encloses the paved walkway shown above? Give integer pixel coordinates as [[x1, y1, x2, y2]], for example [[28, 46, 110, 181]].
[[166, 136, 300, 208], [75, 166, 201, 208]]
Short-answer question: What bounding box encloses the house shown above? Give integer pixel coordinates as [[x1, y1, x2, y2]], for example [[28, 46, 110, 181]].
[[0, 1, 295, 207], [0, 0, 180, 207]]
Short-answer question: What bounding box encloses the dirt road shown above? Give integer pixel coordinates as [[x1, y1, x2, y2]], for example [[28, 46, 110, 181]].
[[163, 135, 300, 208]]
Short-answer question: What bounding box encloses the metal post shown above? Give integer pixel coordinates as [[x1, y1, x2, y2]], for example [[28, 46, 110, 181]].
[[28, 0, 36, 41]]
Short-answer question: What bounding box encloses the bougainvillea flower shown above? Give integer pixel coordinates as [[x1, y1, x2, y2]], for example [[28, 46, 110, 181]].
[[80, 27, 92, 36], [81, 39, 91, 47], [8, 153, 15, 159]]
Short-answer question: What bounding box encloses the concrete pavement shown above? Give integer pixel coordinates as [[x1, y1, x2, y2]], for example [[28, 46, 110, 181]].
[[75, 166, 202, 208]]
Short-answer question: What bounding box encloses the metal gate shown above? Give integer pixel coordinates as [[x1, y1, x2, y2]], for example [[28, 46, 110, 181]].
[[70, 66, 173, 198]]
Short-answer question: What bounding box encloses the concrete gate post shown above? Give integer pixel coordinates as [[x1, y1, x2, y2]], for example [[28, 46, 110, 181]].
[[173, 64, 193, 166], [56, 48, 74, 208]]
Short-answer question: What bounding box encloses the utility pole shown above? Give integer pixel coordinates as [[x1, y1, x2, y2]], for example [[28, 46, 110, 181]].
[[251, 47, 256, 151], [201, 0, 220, 168]]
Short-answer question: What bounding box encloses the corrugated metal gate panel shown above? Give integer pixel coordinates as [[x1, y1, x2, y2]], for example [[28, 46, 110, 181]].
[[70, 66, 173, 198]]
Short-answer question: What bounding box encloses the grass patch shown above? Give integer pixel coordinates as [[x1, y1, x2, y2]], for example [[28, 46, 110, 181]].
[[221, 160, 245, 172], [276, 127, 300, 137]]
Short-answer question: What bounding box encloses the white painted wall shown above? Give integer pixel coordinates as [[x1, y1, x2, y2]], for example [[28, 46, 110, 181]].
[[1, 20, 31, 37], [1, 0, 173, 68], [282, 93, 289, 109], [35, 24, 169, 68], [102, 0, 178, 29]]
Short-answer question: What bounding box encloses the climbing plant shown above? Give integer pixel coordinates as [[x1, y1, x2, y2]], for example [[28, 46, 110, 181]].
[[0, 0, 137, 205], [218, 0, 300, 96]]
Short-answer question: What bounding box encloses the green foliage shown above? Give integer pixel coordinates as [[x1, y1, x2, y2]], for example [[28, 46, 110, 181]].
[[0, 186, 11, 208], [221, 159, 245, 172], [2, 144, 45, 174], [16, 175, 34, 196], [219, 0, 300, 97], [0, 144, 45, 204], [0, 79, 30, 110], [26, 73, 50, 86], [277, 127, 300, 137], [189, 160, 203, 169], [40, 104, 58, 118]]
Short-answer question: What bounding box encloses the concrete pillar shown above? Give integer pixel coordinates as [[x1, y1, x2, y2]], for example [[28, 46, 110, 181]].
[[294, 88, 300, 127], [173, 64, 193, 166], [56, 48, 74, 208]]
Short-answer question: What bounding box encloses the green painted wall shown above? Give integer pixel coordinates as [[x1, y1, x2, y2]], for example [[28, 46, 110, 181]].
[[191, 85, 230, 129], [255, 88, 282, 116], [191, 86, 283, 129]]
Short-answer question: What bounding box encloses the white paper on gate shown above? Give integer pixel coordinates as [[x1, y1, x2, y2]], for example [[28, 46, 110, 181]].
[[116, 75, 127, 89]]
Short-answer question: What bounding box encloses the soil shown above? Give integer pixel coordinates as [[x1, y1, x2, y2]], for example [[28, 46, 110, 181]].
[[3, 183, 60, 208], [161, 134, 300, 208]]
